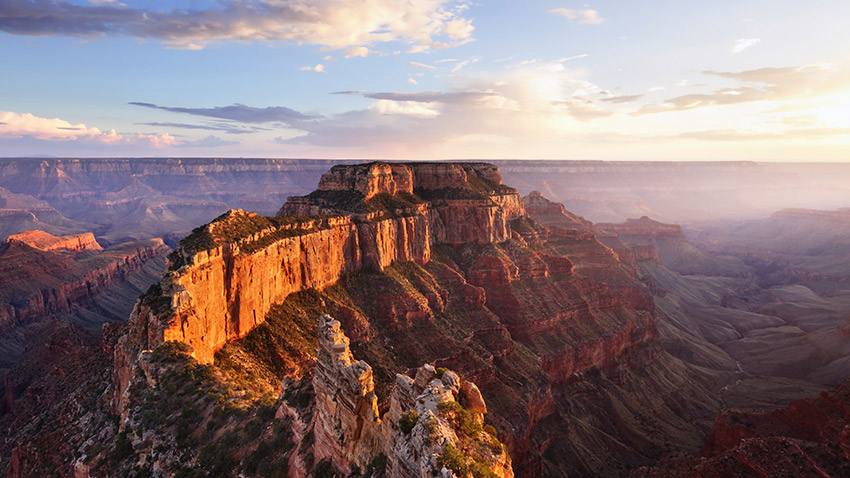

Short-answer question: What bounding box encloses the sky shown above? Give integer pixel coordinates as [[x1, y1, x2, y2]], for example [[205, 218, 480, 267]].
[[1, 0, 850, 160]]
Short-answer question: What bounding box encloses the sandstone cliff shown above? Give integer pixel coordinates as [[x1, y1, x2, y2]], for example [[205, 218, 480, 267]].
[[313, 314, 513, 478], [6, 230, 102, 253], [117, 162, 525, 379]]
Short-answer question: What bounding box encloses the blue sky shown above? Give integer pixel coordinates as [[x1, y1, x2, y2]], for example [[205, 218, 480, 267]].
[[2, 0, 850, 160]]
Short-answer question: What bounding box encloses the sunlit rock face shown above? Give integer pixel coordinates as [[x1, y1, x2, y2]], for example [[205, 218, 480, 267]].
[[313, 314, 513, 478], [6, 230, 102, 253], [119, 162, 526, 369]]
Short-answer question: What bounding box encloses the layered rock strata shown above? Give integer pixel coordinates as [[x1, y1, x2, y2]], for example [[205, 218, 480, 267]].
[[313, 314, 513, 478], [6, 230, 102, 253], [112, 163, 716, 477], [115, 162, 525, 388], [0, 237, 168, 337]]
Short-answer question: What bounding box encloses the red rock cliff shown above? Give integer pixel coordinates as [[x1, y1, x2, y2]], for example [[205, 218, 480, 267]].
[[6, 230, 102, 253], [115, 163, 526, 410]]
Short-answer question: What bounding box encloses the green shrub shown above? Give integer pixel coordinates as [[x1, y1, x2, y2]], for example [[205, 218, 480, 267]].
[[437, 443, 468, 476], [437, 399, 482, 438], [399, 410, 420, 434]]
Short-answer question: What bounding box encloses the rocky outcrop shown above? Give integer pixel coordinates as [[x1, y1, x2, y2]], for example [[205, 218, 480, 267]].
[[6, 230, 102, 253], [314, 162, 414, 199], [111, 163, 718, 477], [119, 163, 525, 371], [522, 191, 592, 231], [313, 314, 513, 478], [313, 314, 383, 474], [596, 216, 687, 242]]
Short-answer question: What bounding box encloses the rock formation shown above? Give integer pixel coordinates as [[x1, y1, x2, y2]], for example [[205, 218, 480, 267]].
[[313, 314, 383, 474], [116, 162, 525, 380], [313, 314, 513, 478], [6, 230, 102, 253], [0, 236, 168, 337], [111, 162, 721, 477]]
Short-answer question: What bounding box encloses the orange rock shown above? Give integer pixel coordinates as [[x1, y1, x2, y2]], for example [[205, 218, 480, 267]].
[[6, 230, 102, 253]]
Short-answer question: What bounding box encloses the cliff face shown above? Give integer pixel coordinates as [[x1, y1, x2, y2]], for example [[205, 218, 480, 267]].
[[6, 230, 102, 253], [122, 162, 523, 367], [596, 216, 688, 242], [313, 314, 512, 478]]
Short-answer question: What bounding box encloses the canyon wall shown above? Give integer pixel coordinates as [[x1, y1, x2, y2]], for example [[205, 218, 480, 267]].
[[162, 212, 431, 362], [0, 237, 168, 337], [313, 314, 513, 478], [115, 162, 526, 409]]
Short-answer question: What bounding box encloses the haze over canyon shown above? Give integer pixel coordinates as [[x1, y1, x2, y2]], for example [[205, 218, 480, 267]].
[[0, 158, 848, 477]]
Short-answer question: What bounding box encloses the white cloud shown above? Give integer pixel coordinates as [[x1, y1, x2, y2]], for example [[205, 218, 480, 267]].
[[408, 77, 419, 85], [368, 100, 440, 117], [451, 58, 478, 73], [636, 64, 850, 115], [0, 0, 475, 52], [732, 38, 761, 54], [0, 110, 175, 147], [300, 64, 326, 73], [548, 8, 605, 25], [409, 61, 437, 70], [344, 46, 370, 58], [135, 132, 176, 148]]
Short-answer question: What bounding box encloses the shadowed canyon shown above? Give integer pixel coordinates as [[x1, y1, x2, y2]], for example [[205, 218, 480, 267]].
[[2, 159, 850, 477]]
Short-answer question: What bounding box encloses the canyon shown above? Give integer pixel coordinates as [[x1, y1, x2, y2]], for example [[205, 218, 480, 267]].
[[1, 159, 849, 477], [107, 162, 722, 477]]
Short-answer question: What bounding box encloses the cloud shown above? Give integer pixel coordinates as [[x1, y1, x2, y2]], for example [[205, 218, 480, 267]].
[[732, 38, 761, 54], [176, 135, 239, 148], [137, 122, 262, 135], [344, 46, 369, 58], [679, 127, 850, 141], [548, 8, 605, 25], [556, 98, 613, 121], [0, 0, 474, 51], [0, 110, 124, 143], [363, 91, 496, 104], [280, 61, 623, 154], [451, 58, 478, 73], [636, 64, 850, 114], [300, 64, 326, 73], [129, 102, 313, 124], [368, 100, 440, 118], [408, 77, 419, 85], [600, 94, 644, 104], [330, 90, 365, 95], [409, 61, 437, 70], [135, 132, 176, 148], [0, 110, 184, 150]]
